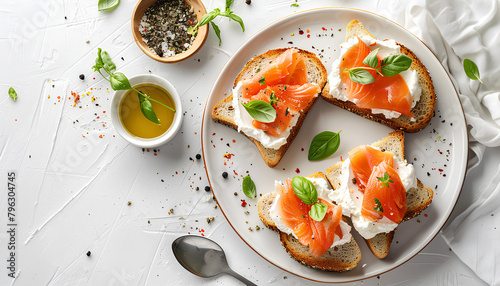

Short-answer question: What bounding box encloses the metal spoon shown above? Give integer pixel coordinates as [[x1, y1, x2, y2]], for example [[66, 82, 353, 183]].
[[172, 235, 257, 286]]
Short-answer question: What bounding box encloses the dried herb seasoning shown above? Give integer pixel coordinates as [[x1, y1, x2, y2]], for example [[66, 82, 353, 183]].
[[140, 0, 198, 57]]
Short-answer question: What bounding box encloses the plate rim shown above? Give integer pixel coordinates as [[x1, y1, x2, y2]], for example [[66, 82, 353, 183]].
[[201, 7, 469, 283]]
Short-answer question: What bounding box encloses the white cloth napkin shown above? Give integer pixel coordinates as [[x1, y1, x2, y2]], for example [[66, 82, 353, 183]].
[[405, 0, 500, 285]]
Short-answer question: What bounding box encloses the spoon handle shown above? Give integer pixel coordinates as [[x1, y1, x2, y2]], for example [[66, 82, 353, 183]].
[[224, 269, 257, 286]]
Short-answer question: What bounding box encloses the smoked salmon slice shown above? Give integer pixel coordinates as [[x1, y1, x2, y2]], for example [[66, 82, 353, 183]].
[[361, 161, 407, 223], [348, 145, 393, 190], [241, 49, 309, 99], [339, 37, 413, 117], [250, 84, 319, 136], [276, 179, 343, 257]]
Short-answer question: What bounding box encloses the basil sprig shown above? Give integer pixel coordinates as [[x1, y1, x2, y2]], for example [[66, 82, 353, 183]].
[[291, 176, 328, 221], [241, 100, 276, 123], [345, 49, 413, 85], [98, 0, 120, 11], [308, 130, 341, 161], [8, 87, 17, 101], [93, 48, 175, 124], [188, 0, 245, 46], [242, 175, 256, 199], [463, 58, 483, 83]]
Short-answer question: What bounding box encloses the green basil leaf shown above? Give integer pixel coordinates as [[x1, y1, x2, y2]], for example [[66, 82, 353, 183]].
[[109, 72, 132, 91], [98, 0, 120, 11], [347, 68, 375, 85], [187, 25, 197, 36], [381, 54, 412, 77], [363, 48, 380, 68], [211, 22, 222, 46], [291, 176, 317, 205], [138, 93, 160, 124], [225, 0, 234, 11], [198, 9, 220, 27], [225, 13, 245, 32], [93, 48, 104, 71], [100, 50, 116, 73], [241, 100, 276, 123], [8, 87, 17, 101], [309, 202, 327, 221], [242, 175, 256, 199], [308, 130, 341, 161], [463, 58, 483, 83]]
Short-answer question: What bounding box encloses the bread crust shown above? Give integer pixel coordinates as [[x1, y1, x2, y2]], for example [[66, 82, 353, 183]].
[[325, 130, 433, 258], [212, 48, 327, 168], [320, 20, 436, 133], [257, 172, 362, 271]]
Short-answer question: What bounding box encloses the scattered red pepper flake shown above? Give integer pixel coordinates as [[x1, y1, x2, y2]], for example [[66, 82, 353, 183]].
[[232, 139, 236, 143], [424, 214, 428, 217], [103, 111, 106, 114], [241, 199, 247, 207], [298, 29, 304, 35], [99, 135, 103, 138], [306, 29, 310, 33], [234, 171, 238, 176], [212, 133, 216, 136], [321, 27, 327, 31], [295, 168, 300, 174], [307, 34, 310, 38], [301, 148, 304, 151], [223, 152, 235, 159]]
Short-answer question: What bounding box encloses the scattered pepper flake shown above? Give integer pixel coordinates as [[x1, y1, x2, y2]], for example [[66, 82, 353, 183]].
[[223, 152, 235, 159], [241, 199, 247, 207]]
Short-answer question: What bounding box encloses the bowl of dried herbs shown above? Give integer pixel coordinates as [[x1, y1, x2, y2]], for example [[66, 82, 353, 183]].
[[132, 0, 208, 63]]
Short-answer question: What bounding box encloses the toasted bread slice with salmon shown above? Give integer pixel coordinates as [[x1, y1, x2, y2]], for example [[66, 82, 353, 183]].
[[325, 130, 433, 258], [321, 20, 436, 133], [257, 172, 362, 271], [212, 48, 327, 168]]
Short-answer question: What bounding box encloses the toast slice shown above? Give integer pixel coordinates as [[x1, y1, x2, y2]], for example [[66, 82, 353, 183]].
[[212, 48, 327, 168], [257, 172, 361, 271], [325, 130, 433, 258], [321, 20, 436, 133]]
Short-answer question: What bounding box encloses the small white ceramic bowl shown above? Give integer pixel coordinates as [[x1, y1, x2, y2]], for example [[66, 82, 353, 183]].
[[110, 74, 183, 148]]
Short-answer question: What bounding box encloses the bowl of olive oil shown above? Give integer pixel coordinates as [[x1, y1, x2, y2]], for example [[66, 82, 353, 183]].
[[110, 74, 182, 148]]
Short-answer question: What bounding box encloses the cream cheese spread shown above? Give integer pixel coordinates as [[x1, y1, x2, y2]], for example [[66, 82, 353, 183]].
[[328, 35, 421, 119]]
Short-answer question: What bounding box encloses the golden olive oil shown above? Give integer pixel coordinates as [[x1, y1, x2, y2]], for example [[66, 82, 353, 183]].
[[119, 84, 176, 138]]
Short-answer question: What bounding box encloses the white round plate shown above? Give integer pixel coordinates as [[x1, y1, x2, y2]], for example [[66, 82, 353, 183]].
[[201, 8, 467, 283]]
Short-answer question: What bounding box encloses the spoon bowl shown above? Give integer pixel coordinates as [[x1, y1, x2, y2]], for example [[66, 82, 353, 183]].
[[172, 235, 257, 285]]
